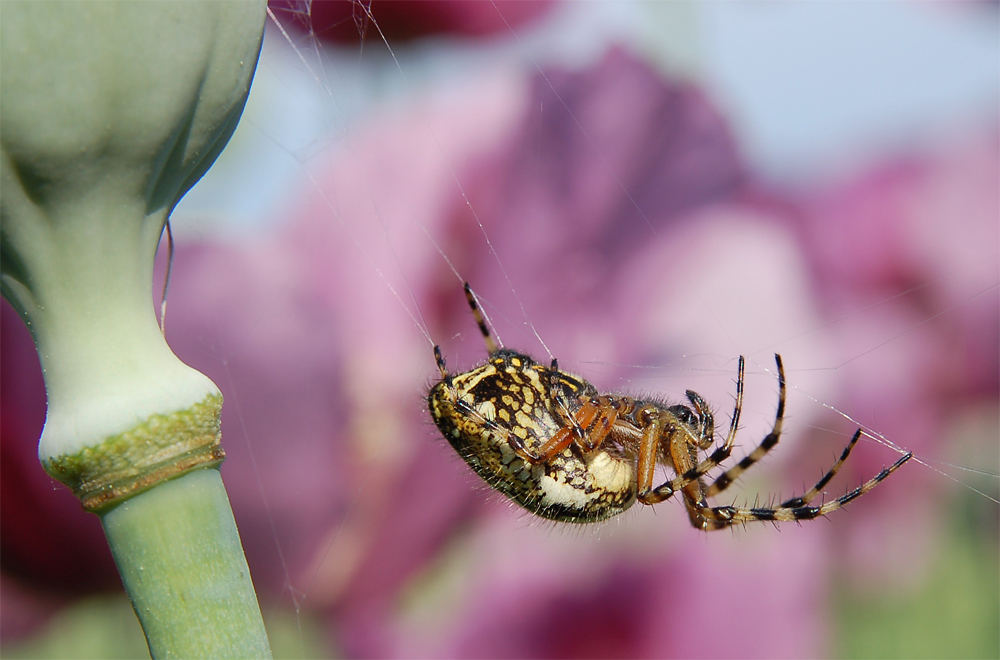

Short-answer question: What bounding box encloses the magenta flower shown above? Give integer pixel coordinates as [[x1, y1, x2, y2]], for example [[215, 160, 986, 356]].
[[268, 0, 557, 43]]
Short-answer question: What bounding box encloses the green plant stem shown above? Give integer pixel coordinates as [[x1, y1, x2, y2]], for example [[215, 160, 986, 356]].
[[1, 2, 271, 654], [102, 468, 270, 659]]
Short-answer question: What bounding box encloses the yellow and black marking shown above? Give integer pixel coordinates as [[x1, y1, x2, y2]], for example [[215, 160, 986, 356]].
[[428, 349, 636, 523]]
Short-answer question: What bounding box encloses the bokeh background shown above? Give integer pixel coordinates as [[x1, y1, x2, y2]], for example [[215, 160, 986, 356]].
[[2, 2, 998, 658]]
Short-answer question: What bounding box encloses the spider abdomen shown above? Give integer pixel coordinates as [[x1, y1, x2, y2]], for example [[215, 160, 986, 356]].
[[428, 350, 637, 523]]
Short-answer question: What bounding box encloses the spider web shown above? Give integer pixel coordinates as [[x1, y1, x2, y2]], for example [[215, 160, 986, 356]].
[[160, 2, 999, 657]]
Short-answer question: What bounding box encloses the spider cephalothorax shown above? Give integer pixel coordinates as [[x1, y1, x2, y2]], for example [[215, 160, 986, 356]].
[[428, 283, 911, 529]]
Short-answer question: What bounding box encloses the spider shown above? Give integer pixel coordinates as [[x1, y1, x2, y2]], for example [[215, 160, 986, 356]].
[[428, 283, 912, 529]]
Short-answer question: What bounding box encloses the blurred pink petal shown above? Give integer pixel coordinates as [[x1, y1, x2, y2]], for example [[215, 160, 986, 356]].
[[797, 132, 999, 581], [269, 0, 557, 43], [1, 302, 122, 641], [800, 132, 999, 459], [453, 47, 746, 358]]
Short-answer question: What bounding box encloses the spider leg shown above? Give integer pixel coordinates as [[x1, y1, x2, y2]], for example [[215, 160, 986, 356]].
[[780, 429, 861, 508], [475, 394, 622, 465], [705, 354, 786, 497], [638, 357, 745, 505], [634, 405, 668, 503], [433, 345, 450, 380], [543, 358, 628, 455], [525, 396, 624, 462], [549, 358, 587, 441], [692, 451, 912, 530], [636, 412, 721, 506], [441, 352, 620, 466], [518, 426, 577, 463], [464, 282, 498, 354], [575, 397, 626, 451], [448, 393, 559, 465]]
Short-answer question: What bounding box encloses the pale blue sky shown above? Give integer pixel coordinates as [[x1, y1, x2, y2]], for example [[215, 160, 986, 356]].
[[174, 1, 999, 232]]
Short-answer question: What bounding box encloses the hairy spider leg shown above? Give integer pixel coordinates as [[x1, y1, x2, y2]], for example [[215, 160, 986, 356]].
[[779, 428, 861, 508], [506, 393, 627, 465], [434, 345, 450, 381], [691, 450, 912, 530], [706, 354, 786, 497], [576, 396, 626, 451], [461, 282, 580, 463], [549, 358, 588, 442], [636, 357, 746, 505], [464, 282, 498, 354], [466, 283, 583, 449]]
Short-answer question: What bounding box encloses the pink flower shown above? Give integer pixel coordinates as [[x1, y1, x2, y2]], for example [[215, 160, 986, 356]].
[[796, 135, 999, 584], [268, 0, 557, 43]]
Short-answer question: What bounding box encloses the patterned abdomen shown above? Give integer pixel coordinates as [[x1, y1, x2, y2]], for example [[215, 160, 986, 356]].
[[428, 350, 637, 523]]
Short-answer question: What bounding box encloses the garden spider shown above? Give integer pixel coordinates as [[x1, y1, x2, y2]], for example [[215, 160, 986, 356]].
[[428, 283, 911, 529]]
